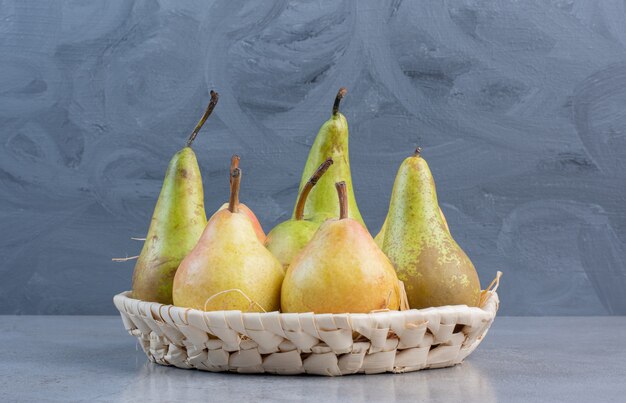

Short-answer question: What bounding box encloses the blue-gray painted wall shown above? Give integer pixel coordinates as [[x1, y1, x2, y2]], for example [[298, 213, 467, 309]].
[[1, 1, 625, 315]]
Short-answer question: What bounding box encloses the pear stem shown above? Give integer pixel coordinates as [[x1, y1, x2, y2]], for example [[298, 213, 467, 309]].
[[294, 158, 334, 220], [414, 147, 422, 156], [186, 90, 219, 147], [335, 181, 348, 220], [228, 168, 241, 213], [230, 154, 240, 189], [332, 87, 347, 116]]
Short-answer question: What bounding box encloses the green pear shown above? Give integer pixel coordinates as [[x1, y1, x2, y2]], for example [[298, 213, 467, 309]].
[[381, 148, 481, 308], [173, 168, 284, 312], [130, 91, 219, 304], [282, 182, 400, 314], [293, 88, 365, 227], [265, 158, 333, 268]]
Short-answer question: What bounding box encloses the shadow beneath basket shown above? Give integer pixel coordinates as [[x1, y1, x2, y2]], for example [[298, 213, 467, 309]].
[[119, 360, 497, 402]]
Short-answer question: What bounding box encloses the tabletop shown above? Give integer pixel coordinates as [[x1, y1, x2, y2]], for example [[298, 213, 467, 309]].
[[1, 316, 624, 402]]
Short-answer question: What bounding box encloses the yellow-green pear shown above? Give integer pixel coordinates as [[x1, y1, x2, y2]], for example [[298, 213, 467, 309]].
[[293, 88, 365, 227], [374, 205, 450, 248], [282, 182, 400, 313], [131, 91, 218, 304], [265, 158, 333, 268], [173, 168, 284, 312], [381, 148, 481, 308]]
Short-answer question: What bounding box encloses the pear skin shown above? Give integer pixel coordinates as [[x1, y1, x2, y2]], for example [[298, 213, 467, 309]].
[[265, 158, 333, 268], [293, 88, 365, 227], [131, 92, 218, 304], [265, 220, 319, 268], [381, 149, 480, 308], [173, 168, 284, 311], [374, 206, 449, 248], [281, 182, 400, 314], [216, 202, 265, 241]]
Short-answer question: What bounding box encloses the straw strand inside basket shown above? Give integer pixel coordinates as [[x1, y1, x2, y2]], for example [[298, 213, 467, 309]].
[[202, 289, 267, 313], [479, 271, 502, 308]]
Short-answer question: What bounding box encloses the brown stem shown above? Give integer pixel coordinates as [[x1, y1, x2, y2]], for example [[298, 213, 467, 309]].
[[294, 158, 334, 220], [332, 87, 347, 116], [414, 147, 422, 156], [186, 90, 219, 147], [228, 168, 241, 213], [230, 155, 240, 188], [335, 181, 348, 219]]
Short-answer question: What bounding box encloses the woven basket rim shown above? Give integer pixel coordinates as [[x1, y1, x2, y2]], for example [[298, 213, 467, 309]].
[[114, 271, 501, 320], [114, 289, 499, 322]]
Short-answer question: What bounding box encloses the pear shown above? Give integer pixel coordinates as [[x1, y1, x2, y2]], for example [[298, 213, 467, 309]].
[[131, 91, 219, 304], [265, 158, 333, 268], [281, 182, 400, 314], [374, 205, 449, 248], [213, 155, 266, 242], [173, 168, 284, 312], [293, 88, 365, 227], [381, 148, 481, 308]]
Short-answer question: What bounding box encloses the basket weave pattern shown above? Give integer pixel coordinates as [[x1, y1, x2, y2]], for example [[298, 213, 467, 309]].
[[113, 288, 499, 376]]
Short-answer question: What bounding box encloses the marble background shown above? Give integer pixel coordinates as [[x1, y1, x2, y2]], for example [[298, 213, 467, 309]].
[[1, 1, 625, 315]]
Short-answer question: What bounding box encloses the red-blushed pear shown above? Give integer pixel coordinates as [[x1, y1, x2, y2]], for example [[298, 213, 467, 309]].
[[381, 148, 481, 308], [214, 155, 266, 242], [265, 158, 333, 269], [131, 91, 219, 304], [281, 182, 400, 314], [173, 168, 284, 312]]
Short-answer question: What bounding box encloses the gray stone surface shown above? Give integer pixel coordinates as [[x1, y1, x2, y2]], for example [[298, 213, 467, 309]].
[[1, 1, 626, 315], [0, 316, 624, 402]]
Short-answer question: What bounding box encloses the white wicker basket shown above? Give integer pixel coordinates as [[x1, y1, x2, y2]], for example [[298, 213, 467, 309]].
[[113, 273, 500, 376]]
